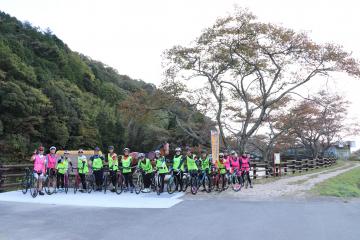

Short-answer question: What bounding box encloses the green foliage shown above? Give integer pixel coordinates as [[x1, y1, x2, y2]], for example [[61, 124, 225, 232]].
[[311, 166, 360, 198], [0, 11, 212, 162]]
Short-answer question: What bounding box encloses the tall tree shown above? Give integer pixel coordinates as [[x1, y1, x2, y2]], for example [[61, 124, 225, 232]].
[[164, 8, 360, 152]]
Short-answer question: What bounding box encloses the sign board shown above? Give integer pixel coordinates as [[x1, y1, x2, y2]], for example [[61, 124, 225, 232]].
[[274, 153, 281, 164], [211, 130, 220, 164]]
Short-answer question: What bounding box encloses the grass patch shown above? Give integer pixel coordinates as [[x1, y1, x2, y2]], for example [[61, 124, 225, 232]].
[[311, 166, 360, 198]]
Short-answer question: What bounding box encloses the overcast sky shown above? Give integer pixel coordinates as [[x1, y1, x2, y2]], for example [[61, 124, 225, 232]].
[[1, 0, 360, 147]]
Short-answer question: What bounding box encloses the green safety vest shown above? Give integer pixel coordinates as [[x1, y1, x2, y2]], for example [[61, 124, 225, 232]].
[[56, 159, 69, 174], [172, 155, 184, 171], [201, 157, 210, 173], [138, 159, 153, 174], [122, 156, 132, 173], [156, 157, 168, 174], [217, 160, 226, 174], [187, 155, 198, 171], [77, 156, 89, 174], [92, 156, 103, 170], [108, 153, 118, 171]]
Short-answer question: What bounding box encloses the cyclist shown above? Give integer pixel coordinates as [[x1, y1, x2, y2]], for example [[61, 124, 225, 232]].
[[89, 147, 104, 191], [171, 147, 185, 192], [45, 146, 58, 190], [107, 146, 118, 192], [30, 146, 47, 196], [121, 147, 134, 193], [77, 149, 88, 192], [240, 152, 253, 188], [154, 149, 168, 193], [185, 148, 198, 184], [56, 150, 72, 190], [137, 153, 153, 193], [46, 146, 57, 176], [229, 150, 242, 186], [199, 149, 211, 191], [216, 152, 227, 191]]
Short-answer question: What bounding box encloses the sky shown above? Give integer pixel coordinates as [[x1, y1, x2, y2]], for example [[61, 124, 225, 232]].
[[1, 0, 360, 148]]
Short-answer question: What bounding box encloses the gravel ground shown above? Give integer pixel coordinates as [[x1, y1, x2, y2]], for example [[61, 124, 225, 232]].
[[187, 162, 360, 201]]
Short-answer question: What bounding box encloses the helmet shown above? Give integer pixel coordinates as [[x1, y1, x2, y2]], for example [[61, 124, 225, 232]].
[[139, 153, 145, 158], [201, 149, 207, 154], [64, 150, 69, 155], [155, 150, 160, 154], [108, 146, 114, 150], [94, 147, 100, 151], [219, 153, 224, 158], [175, 147, 181, 152], [78, 149, 84, 153], [123, 148, 130, 152], [230, 150, 236, 155], [50, 146, 56, 151]]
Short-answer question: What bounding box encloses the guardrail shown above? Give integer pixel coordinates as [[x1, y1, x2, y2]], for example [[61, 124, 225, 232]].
[[0, 158, 337, 192]]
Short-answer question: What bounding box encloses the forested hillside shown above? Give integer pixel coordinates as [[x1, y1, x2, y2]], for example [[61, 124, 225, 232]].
[[0, 11, 213, 163]]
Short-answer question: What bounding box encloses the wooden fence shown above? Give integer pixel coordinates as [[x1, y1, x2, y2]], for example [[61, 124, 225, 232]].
[[0, 158, 337, 192]]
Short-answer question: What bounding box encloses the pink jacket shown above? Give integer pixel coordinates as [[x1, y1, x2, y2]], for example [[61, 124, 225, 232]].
[[241, 156, 250, 171], [229, 156, 240, 172], [34, 154, 46, 174], [46, 154, 57, 169], [224, 156, 231, 170]]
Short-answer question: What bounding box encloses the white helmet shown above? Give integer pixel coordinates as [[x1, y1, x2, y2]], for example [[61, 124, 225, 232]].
[[175, 147, 181, 152], [155, 150, 161, 154]]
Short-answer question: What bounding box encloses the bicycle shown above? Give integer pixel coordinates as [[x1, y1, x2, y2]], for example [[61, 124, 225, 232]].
[[115, 168, 126, 195], [197, 170, 211, 193], [133, 169, 145, 194], [21, 168, 32, 195], [181, 171, 191, 192], [72, 167, 86, 194], [229, 168, 242, 192], [189, 170, 199, 195], [44, 168, 57, 195], [150, 170, 162, 195], [167, 170, 180, 194], [102, 167, 112, 194]]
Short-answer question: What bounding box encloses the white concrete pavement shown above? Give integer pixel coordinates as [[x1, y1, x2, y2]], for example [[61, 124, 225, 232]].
[[0, 190, 184, 208]]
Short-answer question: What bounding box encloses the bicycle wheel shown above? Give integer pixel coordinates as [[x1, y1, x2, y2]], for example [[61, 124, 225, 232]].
[[204, 175, 211, 193], [134, 174, 143, 194], [190, 176, 198, 195], [115, 174, 125, 195], [167, 175, 177, 194], [45, 174, 56, 195], [103, 175, 108, 194], [87, 174, 95, 193], [156, 175, 161, 196], [74, 175, 80, 194], [21, 173, 29, 194], [182, 174, 189, 192], [231, 175, 242, 192], [64, 175, 69, 194], [30, 176, 38, 198]]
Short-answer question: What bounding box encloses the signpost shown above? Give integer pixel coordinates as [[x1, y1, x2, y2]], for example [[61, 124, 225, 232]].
[[211, 130, 220, 164], [273, 153, 281, 176]]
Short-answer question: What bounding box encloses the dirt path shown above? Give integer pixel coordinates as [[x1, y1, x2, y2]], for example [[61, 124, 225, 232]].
[[187, 161, 360, 200]]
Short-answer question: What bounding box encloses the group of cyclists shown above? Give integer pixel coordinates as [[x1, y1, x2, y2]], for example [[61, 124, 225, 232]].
[[29, 145, 253, 196]]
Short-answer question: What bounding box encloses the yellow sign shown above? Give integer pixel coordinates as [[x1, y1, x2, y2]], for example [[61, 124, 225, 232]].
[[211, 130, 219, 164]]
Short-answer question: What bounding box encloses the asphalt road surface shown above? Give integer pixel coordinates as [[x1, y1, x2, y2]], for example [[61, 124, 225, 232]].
[[1, 198, 359, 240]]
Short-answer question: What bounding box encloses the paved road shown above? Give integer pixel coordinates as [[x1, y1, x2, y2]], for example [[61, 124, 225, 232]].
[[1, 199, 359, 240]]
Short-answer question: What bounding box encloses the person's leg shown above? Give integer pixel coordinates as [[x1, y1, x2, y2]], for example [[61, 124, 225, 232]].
[[56, 172, 61, 189], [60, 173, 64, 188], [247, 171, 252, 186], [128, 172, 134, 188], [179, 171, 183, 191], [110, 171, 116, 187], [80, 173, 86, 189], [160, 173, 165, 192], [221, 174, 225, 190], [143, 173, 150, 188], [123, 173, 129, 188]]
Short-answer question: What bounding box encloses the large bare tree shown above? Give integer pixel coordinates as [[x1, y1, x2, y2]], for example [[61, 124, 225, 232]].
[[164, 8, 360, 152]]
